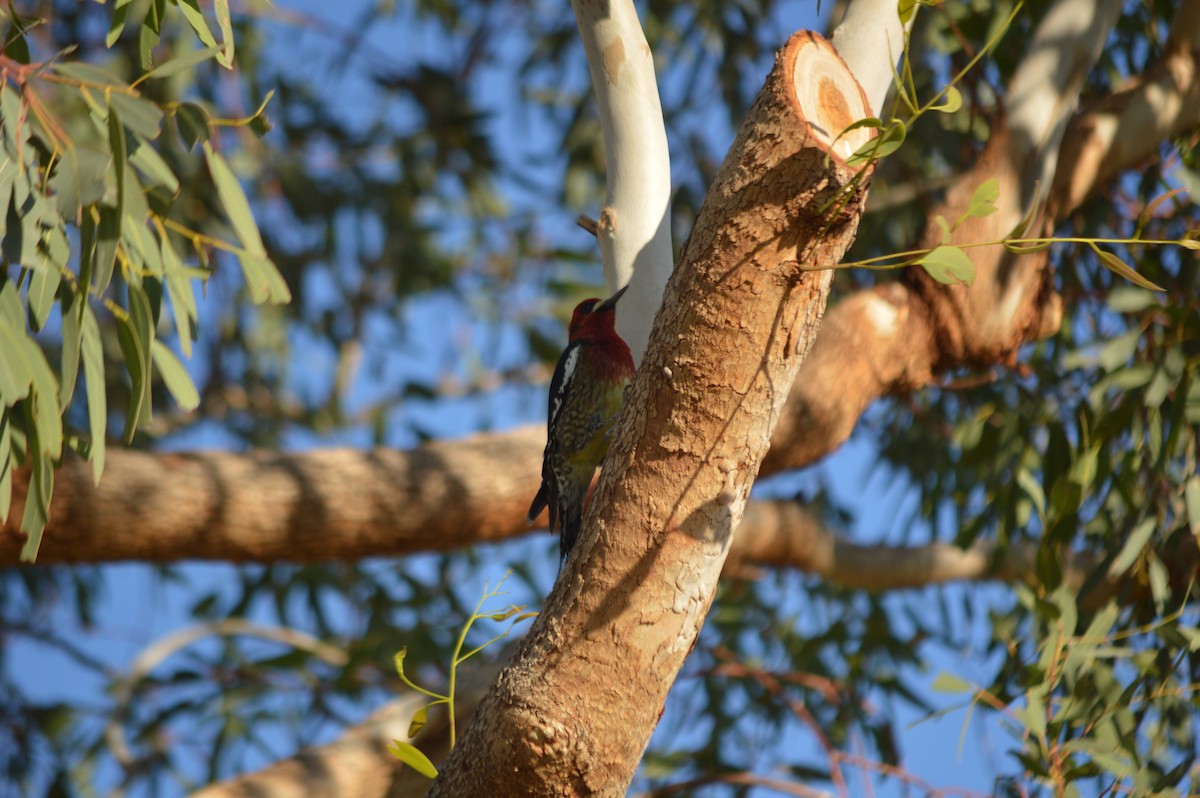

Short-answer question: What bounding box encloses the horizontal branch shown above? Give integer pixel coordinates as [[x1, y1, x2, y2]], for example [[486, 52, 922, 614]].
[[5, 4, 1196, 575]]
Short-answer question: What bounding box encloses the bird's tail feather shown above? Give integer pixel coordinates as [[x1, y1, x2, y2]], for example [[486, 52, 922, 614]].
[[527, 481, 549, 525], [559, 514, 582, 571]]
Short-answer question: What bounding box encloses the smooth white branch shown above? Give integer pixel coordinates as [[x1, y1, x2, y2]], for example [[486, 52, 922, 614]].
[[571, 0, 673, 365]]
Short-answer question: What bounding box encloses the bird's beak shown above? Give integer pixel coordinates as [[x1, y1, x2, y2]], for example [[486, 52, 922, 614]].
[[594, 284, 629, 313]]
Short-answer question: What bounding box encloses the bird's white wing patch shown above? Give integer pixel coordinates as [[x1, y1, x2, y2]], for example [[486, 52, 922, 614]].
[[549, 344, 580, 429]]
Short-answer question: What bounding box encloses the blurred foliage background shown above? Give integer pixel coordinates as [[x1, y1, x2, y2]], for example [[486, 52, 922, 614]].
[[1, 0, 1199, 796]]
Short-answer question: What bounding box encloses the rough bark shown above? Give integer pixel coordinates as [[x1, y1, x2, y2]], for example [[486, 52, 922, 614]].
[[425, 32, 873, 797]]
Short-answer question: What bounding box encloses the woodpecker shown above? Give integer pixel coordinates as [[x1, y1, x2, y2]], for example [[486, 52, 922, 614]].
[[528, 285, 635, 567]]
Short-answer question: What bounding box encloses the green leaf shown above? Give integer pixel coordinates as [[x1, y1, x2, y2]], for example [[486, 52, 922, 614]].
[[28, 254, 61, 332], [175, 102, 210, 151], [963, 178, 999, 221], [1093, 246, 1165, 292], [0, 410, 10, 524], [387, 740, 437, 779], [1147, 553, 1169, 614], [2, 3, 39, 63], [1082, 603, 1119, 643], [407, 704, 430, 738], [140, 44, 221, 81], [1024, 690, 1047, 748], [203, 143, 265, 254], [0, 321, 32, 406], [106, 0, 133, 46], [138, 18, 161, 70], [931, 672, 972, 693], [177, 0, 218, 47], [214, 0, 235, 68], [847, 120, 906, 166], [23, 336, 64, 459], [1185, 476, 1200, 539], [1110, 518, 1155, 576], [145, 0, 167, 35], [933, 214, 951, 244], [0, 281, 25, 328], [128, 134, 180, 193], [81, 304, 107, 484], [151, 340, 199, 411], [109, 92, 164, 140], [1098, 330, 1139, 372], [1036, 544, 1062, 590], [116, 286, 155, 443], [95, 206, 120, 293], [19, 429, 52, 562], [54, 62, 129, 87], [929, 85, 962, 114], [59, 295, 83, 407], [237, 252, 292, 305], [1017, 468, 1045, 522], [49, 146, 111, 216], [918, 245, 975, 285], [1107, 286, 1157, 313], [162, 239, 198, 356]]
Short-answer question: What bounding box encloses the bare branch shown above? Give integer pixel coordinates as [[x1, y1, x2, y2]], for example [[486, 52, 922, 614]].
[[570, 0, 673, 364], [830, 0, 912, 116], [1048, 2, 1200, 217]]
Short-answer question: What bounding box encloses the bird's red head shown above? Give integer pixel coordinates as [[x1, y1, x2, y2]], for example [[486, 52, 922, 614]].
[[568, 285, 628, 341]]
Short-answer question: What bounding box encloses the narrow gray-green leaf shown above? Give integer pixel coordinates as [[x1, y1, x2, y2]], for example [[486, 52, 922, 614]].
[[387, 740, 437, 779], [177, 0, 218, 47], [203, 142, 266, 254], [21, 335, 64, 458], [18, 437, 51, 562], [109, 92, 163, 140], [115, 312, 148, 444], [106, 0, 134, 46], [28, 253, 62, 332], [1185, 476, 1200, 539], [238, 252, 292, 305], [60, 295, 83, 407], [81, 304, 106, 483], [1094, 247, 1165, 292], [163, 240, 198, 356], [931, 672, 973, 694], [1106, 286, 1157, 313], [175, 102, 210, 151], [1110, 518, 1156, 576], [141, 44, 221, 81], [54, 62, 129, 87], [0, 409, 10, 524], [214, 0, 235, 68], [128, 134, 180, 193], [151, 340, 199, 411], [0, 322, 33, 407]]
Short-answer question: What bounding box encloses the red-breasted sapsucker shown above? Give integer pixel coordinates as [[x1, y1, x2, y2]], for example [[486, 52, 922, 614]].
[[527, 285, 635, 566]]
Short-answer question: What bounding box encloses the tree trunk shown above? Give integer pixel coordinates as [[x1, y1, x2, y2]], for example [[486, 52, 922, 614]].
[[426, 32, 874, 797]]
